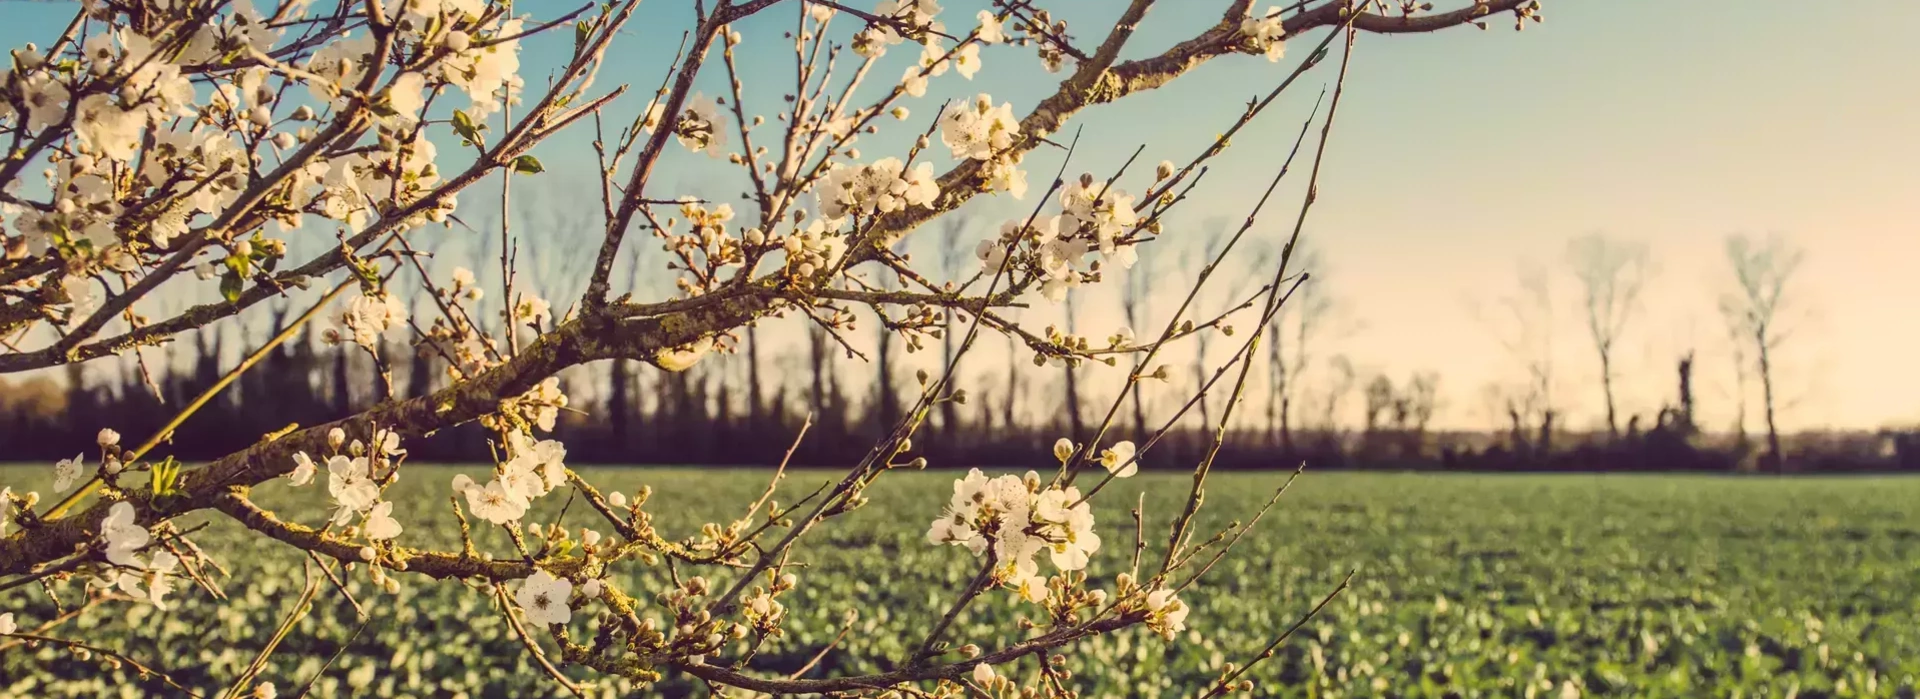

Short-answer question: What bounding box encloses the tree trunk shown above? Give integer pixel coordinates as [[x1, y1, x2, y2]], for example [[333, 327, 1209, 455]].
[[875, 319, 898, 435], [1537, 409, 1556, 464], [1757, 330, 1783, 474], [940, 309, 959, 446], [1002, 334, 1018, 441], [608, 359, 631, 451], [1599, 349, 1619, 441], [747, 326, 764, 436]]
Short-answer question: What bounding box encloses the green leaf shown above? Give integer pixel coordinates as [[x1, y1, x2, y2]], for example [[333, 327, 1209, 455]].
[[452, 109, 483, 146], [220, 273, 244, 303], [511, 155, 545, 175]]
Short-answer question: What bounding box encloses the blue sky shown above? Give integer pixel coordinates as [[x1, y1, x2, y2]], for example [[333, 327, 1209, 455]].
[[4, 1, 1915, 431]]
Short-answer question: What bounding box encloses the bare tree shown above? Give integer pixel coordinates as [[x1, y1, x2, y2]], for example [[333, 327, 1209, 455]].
[[1566, 233, 1650, 441], [1722, 234, 1805, 473], [936, 216, 970, 443], [1320, 354, 1359, 445], [1479, 264, 1557, 461], [1061, 293, 1087, 440], [1266, 248, 1332, 455]]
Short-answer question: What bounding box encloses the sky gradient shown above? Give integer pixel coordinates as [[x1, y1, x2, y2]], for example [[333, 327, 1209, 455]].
[[2, 1, 1913, 432]]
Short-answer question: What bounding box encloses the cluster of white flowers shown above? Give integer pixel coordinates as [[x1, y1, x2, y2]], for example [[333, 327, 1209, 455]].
[[1136, 579, 1191, 639], [1052, 437, 1140, 479], [437, 18, 527, 120], [0, 0, 522, 334], [278, 429, 408, 553], [939, 94, 1020, 161], [939, 94, 1027, 199], [1241, 6, 1290, 62], [1058, 178, 1142, 270], [900, 38, 980, 97], [818, 157, 941, 221], [452, 429, 569, 525], [501, 377, 568, 432], [970, 169, 1149, 302], [339, 292, 410, 348], [926, 469, 1101, 603], [853, 0, 944, 58], [781, 219, 848, 277], [93, 501, 180, 608]]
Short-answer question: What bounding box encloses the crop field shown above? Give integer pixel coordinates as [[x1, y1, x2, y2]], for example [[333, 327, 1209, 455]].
[[4, 467, 1919, 697]]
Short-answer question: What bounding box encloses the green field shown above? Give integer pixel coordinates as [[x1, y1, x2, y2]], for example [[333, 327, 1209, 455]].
[[4, 467, 1919, 697]]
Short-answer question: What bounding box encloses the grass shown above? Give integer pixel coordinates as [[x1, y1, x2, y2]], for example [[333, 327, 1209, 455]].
[[3, 466, 1918, 697]]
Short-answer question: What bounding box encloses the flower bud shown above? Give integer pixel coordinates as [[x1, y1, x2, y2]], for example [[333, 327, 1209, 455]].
[[581, 579, 604, 597], [249, 106, 273, 128], [891, 106, 910, 120], [273, 132, 297, 150], [444, 30, 472, 52], [1156, 160, 1176, 180], [608, 491, 628, 508], [291, 105, 316, 121], [327, 428, 346, 449], [97, 428, 120, 447], [357, 546, 376, 561]]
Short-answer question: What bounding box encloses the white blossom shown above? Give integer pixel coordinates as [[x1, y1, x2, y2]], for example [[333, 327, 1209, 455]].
[[53, 453, 85, 492], [327, 455, 379, 524], [287, 452, 317, 486], [0, 612, 15, 635], [364, 500, 403, 540], [465, 477, 529, 524], [1144, 588, 1190, 639], [953, 43, 982, 80], [655, 337, 714, 373], [144, 550, 180, 608], [927, 466, 1103, 602], [1099, 441, 1139, 478], [1242, 6, 1289, 62], [387, 71, 428, 118], [514, 570, 573, 626], [940, 94, 1020, 161], [976, 11, 1005, 44], [513, 295, 551, 327], [439, 19, 524, 119], [341, 293, 408, 347], [675, 93, 728, 158], [100, 501, 151, 567]]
